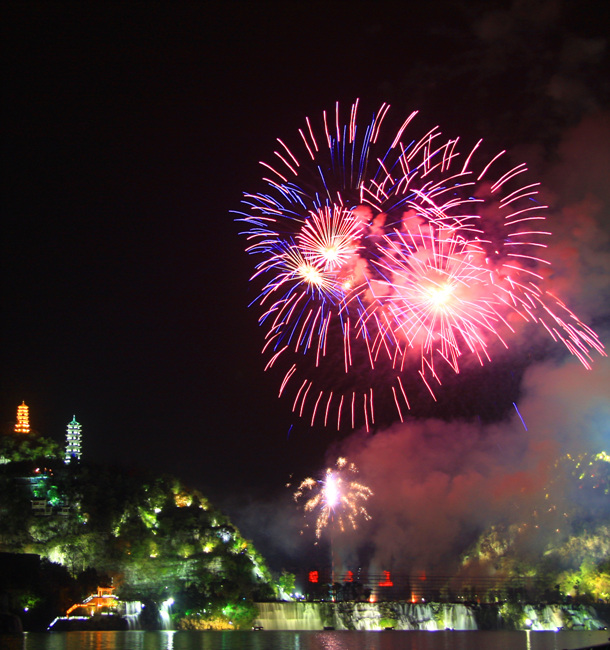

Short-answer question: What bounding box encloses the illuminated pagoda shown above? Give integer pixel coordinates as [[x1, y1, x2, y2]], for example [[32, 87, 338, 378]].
[[14, 401, 31, 434], [65, 415, 82, 464]]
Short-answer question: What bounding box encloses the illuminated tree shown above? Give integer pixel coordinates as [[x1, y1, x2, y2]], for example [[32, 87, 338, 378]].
[[277, 570, 296, 599]]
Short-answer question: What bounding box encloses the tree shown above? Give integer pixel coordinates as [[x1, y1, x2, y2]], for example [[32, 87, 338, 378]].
[[278, 570, 296, 599]]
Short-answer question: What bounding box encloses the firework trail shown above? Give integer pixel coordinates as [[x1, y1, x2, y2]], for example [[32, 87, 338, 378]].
[[294, 457, 373, 539], [236, 101, 605, 429]]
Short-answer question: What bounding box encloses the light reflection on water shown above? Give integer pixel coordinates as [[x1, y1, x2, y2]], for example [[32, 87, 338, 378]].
[[1, 630, 609, 650]]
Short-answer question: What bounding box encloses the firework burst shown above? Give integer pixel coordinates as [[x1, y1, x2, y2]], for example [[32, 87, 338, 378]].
[[369, 222, 504, 375], [236, 101, 605, 429], [294, 457, 373, 539]]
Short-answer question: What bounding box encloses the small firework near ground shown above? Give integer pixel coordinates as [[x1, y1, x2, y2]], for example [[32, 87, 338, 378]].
[[293, 457, 373, 539]]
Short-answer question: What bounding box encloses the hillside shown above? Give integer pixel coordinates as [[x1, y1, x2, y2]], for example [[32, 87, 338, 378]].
[[0, 430, 278, 630]]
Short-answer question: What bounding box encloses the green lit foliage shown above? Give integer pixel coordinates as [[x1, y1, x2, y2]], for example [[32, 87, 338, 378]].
[[379, 617, 398, 629], [460, 448, 610, 603], [557, 556, 610, 602], [0, 453, 277, 624], [498, 602, 529, 629], [0, 434, 277, 630], [586, 560, 610, 602], [0, 433, 62, 464], [221, 600, 258, 628], [47, 485, 62, 507], [461, 522, 610, 603], [30, 476, 48, 499], [179, 615, 234, 630], [177, 600, 258, 630], [138, 506, 159, 531], [277, 570, 296, 598], [18, 592, 42, 611]]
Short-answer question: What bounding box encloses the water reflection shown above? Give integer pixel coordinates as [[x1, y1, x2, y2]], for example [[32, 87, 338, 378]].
[[3, 630, 610, 650]]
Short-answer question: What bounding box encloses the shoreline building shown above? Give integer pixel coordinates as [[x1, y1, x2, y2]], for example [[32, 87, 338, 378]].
[[14, 401, 31, 434], [65, 415, 82, 464]]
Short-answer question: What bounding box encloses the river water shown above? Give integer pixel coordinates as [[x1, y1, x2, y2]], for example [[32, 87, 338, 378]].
[[2, 630, 610, 650]]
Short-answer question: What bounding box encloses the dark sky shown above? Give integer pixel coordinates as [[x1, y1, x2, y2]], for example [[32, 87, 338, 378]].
[[2, 2, 609, 570]]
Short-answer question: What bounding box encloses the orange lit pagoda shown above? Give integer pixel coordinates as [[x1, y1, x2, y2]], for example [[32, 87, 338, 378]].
[[14, 401, 30, 434], [66, 587, 118, 617]]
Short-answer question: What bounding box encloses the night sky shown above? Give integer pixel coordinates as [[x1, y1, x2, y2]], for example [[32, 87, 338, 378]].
[[3, 2, 609, 571]]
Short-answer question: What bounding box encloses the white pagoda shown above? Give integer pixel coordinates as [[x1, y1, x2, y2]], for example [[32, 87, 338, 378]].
[[65, 415, 82, 464]]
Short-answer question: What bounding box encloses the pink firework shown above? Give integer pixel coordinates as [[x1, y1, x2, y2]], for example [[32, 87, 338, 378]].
[[237, 101, 605, 429], [370, 222, 505, 374]]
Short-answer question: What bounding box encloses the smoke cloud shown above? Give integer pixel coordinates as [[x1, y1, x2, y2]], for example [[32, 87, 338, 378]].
[[333, 355, 609, 574]]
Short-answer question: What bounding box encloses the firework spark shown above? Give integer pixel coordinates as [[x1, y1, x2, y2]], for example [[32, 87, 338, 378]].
[[294, 457, 373, 538], [236, 101, 605, 428]]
